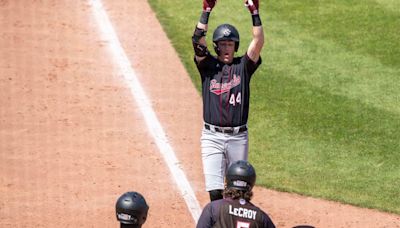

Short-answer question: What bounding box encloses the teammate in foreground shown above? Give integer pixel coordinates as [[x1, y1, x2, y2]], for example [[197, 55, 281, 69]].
[[196, 160, 275, 228], [192, 0, 265, 201], [115, 191, 149, 228]]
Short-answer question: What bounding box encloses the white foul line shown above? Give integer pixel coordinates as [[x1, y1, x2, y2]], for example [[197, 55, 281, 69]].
[[90, 0, 202, 222]]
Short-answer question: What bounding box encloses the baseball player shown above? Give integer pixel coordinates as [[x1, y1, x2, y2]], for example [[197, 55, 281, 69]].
[[196, 160, 276, 228], [192, 0, 264, 201], [115, 191, 149, 228]]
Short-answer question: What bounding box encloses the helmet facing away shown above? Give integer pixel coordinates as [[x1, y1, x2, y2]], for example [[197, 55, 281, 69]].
[[115, 191, 149, 226], [226, 160, 256, 191], [212, 24, 240, 54]]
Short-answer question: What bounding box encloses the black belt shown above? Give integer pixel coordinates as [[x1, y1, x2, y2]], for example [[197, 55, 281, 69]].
[[204, 124, 247, 134]]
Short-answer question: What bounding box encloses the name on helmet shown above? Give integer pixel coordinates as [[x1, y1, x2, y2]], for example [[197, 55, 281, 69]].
[[117, 213, 136, 222], [233, 180, 247, 187]]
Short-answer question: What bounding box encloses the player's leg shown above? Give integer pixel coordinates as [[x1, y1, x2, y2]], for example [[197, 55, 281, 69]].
[[226, 131, 249, 167], [201, 128, 226, 201]]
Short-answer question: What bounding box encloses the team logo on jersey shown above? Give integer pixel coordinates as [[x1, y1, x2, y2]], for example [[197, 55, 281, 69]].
[[209, 75, 241, 95]]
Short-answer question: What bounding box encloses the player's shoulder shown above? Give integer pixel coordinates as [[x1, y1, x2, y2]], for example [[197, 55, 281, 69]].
[[233, 54, 259, 65], [233, 55, 245, 64], [196, 54, 218, 67], [209, 198, 233, 210], [247, 201, 264, 211], [250, 202, 275, 224]]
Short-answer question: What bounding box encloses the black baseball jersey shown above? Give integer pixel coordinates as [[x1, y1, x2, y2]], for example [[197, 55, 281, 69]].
[[196, 198, 275, 228], [195, 54, 262, 127]]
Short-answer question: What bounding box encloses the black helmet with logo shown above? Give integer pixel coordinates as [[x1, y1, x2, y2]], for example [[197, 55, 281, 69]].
[[226, 160, 256, 192], [212, 24, 240, 54], [115, 191, 149, 227]]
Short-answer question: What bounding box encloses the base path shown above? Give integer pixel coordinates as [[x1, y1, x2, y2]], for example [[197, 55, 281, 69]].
[[0, 0, 399, 227]]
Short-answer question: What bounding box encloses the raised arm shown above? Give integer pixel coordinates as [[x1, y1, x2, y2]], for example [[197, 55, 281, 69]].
[[245, 0, 264, 63], [192, 0, 217, 62]]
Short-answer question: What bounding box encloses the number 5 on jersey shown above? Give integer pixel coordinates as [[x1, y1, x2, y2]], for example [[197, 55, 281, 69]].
[[237, 221, 250, 228]]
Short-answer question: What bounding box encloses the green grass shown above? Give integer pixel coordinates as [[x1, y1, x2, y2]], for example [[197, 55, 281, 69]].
[[148, 0, 400, 214]]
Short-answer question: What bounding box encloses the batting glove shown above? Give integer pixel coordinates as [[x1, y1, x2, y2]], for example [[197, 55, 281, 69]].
[[245, 0, 259, 15], [203, 0, 217, 12]]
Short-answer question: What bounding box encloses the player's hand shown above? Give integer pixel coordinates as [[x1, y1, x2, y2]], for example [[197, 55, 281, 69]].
[[245, 0, 259, 15], [203, 0, 217, 12]]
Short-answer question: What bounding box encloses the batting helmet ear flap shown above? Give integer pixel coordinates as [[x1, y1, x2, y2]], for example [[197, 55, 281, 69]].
[[213, 42, 220, 55]]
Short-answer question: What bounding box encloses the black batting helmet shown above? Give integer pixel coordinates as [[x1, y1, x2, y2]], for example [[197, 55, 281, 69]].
[[212, 24, 240, 54], [116, 191, 149, 227], [226, 160, 256, 191]]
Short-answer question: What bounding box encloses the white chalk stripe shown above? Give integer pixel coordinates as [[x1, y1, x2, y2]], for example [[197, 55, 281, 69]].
[[90, 0, 202, 222]]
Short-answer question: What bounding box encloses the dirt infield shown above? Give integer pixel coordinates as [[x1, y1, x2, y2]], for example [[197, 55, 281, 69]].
[[1, 0, 399, 227]]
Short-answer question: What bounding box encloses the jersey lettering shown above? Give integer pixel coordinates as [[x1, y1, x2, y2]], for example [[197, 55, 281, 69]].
[[228, 205, 257, 220], [209, 75, 241, 95]]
